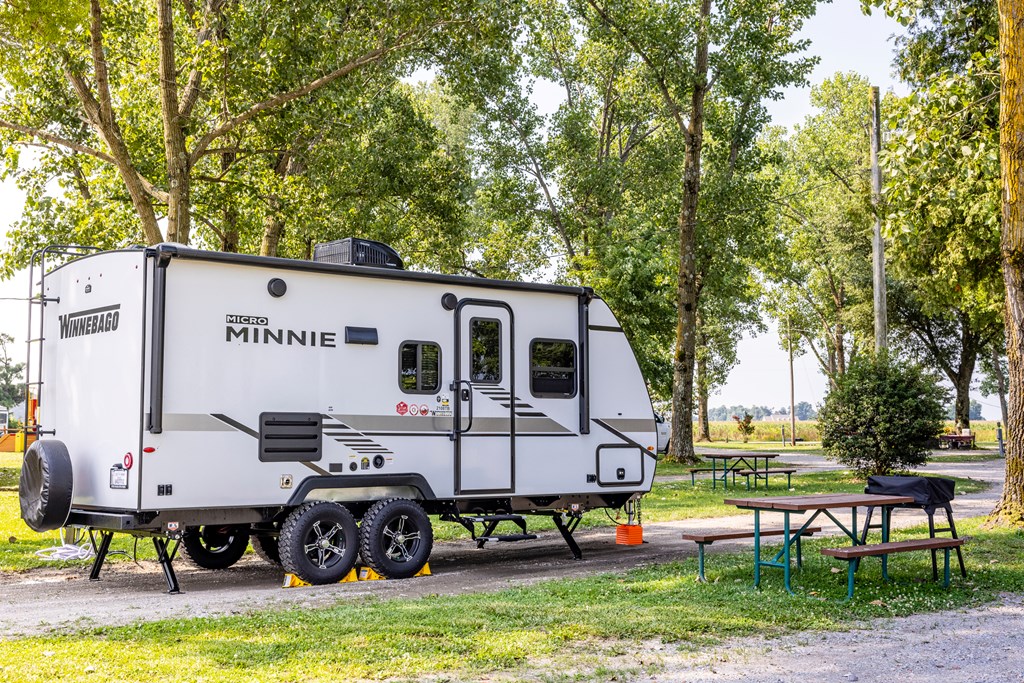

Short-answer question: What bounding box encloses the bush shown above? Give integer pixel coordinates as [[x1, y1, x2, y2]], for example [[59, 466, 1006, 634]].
[[819, 353, 947, 476], [732, 413, 755, 443]]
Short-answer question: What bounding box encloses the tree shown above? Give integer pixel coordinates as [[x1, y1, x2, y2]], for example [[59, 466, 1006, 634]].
[[0, 333, 24, 409], [881, 21, 1003, 429], [0, 0, 516, 269], [819, 353, 947, 476], [794, 401, 817, 420], [887, 282, 1002, 428], [992, 0, 1024, 525], [583, 0, 816, 463], [766, 74, 878, 389]]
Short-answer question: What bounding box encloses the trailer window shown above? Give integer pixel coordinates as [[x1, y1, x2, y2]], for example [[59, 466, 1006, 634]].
[[530, 339, 576, 398], [470, 318, 501, 383], [400, 342, 441, 393]]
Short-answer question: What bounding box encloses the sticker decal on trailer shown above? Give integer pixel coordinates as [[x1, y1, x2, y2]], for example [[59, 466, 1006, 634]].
[[109, 464, 128, 489]]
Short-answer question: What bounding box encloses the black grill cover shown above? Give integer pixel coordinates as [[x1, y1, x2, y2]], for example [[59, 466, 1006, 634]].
[[865, 475, 955, 507]]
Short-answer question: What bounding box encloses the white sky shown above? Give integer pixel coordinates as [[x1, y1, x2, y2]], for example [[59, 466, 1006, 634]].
[[0, 2, 1001, 418]]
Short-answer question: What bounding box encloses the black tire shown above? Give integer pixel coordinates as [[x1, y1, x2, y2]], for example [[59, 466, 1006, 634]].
[[279, 502, 359, 584], [359, 498, 433, 579], [19, 440, 74, 532], [181, 525, 250, 569], [252, 534, 281, 566]]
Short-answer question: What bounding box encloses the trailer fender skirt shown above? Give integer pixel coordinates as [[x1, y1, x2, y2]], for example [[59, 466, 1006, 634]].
[[20, 440, 74, 532]]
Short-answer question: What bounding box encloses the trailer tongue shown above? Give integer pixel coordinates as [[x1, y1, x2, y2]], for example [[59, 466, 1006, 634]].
[[20, 241, 658, 591]]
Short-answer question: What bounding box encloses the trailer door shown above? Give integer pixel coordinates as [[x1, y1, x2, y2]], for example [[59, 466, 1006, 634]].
[[453, 301, 514, 494]]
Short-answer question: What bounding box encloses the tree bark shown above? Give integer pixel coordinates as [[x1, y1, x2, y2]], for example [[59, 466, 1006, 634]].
[[993, 0, 1024, 525], [157, 0, 191, 245], [668, 0, 712, 465]]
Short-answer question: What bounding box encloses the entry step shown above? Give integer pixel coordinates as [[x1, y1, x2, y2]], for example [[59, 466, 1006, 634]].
[[477, 533, 538, 542], [462, 514, 526, 523]]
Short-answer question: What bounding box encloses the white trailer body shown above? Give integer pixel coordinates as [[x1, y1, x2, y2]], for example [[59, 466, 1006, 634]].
[[23, 243, 657, 586]]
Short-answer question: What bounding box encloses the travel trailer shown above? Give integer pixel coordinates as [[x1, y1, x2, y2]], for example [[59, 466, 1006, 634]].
[[19, 240, 658, 591]]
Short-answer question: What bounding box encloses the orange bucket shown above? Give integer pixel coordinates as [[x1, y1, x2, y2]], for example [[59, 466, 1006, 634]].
[[615, 524, 643, 545]]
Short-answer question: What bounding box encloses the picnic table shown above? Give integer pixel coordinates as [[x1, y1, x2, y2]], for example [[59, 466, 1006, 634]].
[[723, 493, 914, 594], [938, 433, 976, 449], [702, 452, 779, 490]]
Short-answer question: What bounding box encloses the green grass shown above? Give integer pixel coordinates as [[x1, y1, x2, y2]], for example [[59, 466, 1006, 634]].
[[0, 517, 1020, 682], [930, 451, 1003, 463]]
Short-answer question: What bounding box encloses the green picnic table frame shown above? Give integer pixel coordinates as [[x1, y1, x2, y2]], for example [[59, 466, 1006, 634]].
[[704, 453, 779, 490], [723, 493, 916, 595]]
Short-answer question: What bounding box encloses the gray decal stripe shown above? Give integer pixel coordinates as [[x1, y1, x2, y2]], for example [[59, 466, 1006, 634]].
[[601, 418, 657, 433], [593, 418, 650, 452], [589, 324, 623, 333], [516, 412, 546, 417], [302, 462, 330, 475], [161, 413, 238, 432], [210, 413, 259, 438], [333, 414, 574, 434]]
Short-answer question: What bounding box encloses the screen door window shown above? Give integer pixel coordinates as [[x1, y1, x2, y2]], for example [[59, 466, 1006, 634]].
[[470, 318, 501, 383]]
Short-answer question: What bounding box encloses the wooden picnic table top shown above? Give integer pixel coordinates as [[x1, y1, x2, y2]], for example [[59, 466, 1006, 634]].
[[722, 493, 915, 511], [702, 452, 780, 460]]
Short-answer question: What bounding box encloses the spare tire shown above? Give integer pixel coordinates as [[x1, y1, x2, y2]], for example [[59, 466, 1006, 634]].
[[19, 440, 74, 532]]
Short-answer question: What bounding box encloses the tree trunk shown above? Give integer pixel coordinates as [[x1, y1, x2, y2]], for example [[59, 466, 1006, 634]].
[[668, 0, 712, 465], [992, 0, 1024, 526], [260, 197, 284, 257], [696, 349, 711, 442], [952, 370, 974, 428], [157, 0, 191, 245]]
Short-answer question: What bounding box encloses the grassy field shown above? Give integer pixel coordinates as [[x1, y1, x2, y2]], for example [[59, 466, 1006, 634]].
[[0, 516, 1020, 682]]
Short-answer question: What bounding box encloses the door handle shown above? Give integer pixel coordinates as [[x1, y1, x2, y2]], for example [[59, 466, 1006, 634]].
[[449, 380, 473, 439]]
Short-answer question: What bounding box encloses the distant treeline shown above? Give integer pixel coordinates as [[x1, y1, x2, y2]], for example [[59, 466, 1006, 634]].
[[708, 403, 818, 422]]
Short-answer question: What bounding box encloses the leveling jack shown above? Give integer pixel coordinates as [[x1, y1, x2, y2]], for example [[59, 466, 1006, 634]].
[[89, 530, 182, 594]]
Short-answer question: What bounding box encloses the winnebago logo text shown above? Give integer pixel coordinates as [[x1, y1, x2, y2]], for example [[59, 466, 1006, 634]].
[[59, 304, 120, 339], [225, 314, 336, 348]]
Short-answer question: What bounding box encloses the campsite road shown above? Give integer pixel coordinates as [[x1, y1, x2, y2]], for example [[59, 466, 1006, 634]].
[[0, 452, 1004, 638]]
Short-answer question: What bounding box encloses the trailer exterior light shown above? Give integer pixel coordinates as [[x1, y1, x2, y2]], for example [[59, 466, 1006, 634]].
[[143, 447, 156, 453]]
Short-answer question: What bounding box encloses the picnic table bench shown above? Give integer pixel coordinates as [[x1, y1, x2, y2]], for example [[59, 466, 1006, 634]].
[[822, 537, 966, 600], [682, 526, 822, 582], [938, 434, 976, 449], [735, 468, 798, 490]]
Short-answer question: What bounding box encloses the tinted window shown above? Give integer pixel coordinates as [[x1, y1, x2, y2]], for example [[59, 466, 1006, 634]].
[[399, 342, 441, 393], [470, 318, 501, 383], [530, 339, 576, 397]]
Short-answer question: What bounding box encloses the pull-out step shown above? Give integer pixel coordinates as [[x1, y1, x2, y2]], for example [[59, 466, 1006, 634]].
[[477, 533, 539, 543]]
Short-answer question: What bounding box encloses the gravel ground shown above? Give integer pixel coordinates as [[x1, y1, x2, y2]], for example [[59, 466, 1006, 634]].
[[0, 448, 1012, 680], [624, 592, 1024, 682]]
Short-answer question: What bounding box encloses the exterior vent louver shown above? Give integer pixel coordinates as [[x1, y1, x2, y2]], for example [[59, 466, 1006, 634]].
[[312, 238, 404, 270], [259, 412, 323, 462]]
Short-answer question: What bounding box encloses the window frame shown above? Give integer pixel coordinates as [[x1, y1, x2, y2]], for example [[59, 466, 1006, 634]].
[[529, 337, 578, 399], [468, 317, 503, 385], [398, 340, 442, 395]]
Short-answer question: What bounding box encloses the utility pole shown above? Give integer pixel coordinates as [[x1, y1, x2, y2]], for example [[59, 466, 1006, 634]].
[[870, 86, 887, 351], [788, 317, 796, 447]]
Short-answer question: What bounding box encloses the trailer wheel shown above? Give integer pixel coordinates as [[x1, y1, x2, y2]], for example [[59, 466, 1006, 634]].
[[252, 534, 281, 566], [279, 502, 359, 584], [359, 498, 433, 579], [19, 440, 74, 532], [181, 525, 250, 569]]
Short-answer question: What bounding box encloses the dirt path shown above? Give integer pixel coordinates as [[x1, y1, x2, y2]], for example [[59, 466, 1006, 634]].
[[0, 452, 1006, 639], [620, 592, 1024, 683]]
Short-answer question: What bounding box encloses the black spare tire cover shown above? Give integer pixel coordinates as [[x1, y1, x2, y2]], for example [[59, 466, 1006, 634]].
[[19, 440, 74, 532]]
